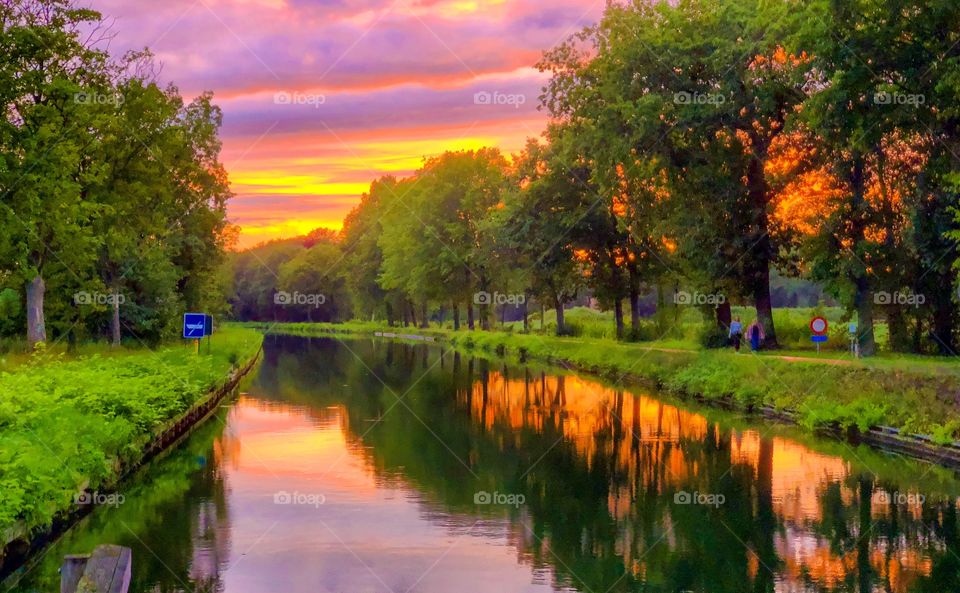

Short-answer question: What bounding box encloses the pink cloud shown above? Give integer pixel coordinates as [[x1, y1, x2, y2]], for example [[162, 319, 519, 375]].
[[84, 0, 605, 245]]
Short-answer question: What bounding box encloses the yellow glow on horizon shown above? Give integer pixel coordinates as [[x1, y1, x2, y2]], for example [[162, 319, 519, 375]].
[[230, 174, 372, 196], [226, 126, 533, 247], [233, 218, 340, 248], [428, 0, 509, 17]]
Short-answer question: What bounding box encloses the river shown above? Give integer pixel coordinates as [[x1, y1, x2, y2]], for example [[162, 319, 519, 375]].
[[7, 335, 960, 593]]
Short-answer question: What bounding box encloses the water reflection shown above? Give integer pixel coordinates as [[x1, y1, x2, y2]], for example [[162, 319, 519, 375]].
[[9, 336, 960, 593]]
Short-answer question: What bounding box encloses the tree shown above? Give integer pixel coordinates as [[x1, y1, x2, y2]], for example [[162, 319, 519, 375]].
[[378, 149, 508, 329], [278, 234, 348, 323], [230, 237, 305, 322], [540, 0, 818, 347], [491, 137, 585, 336], [0, 0, 110, 346], [340, 179, 395, 322]]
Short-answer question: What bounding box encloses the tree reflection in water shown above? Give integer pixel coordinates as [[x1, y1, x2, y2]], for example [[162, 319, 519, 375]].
[[257, 336, 960, 593]]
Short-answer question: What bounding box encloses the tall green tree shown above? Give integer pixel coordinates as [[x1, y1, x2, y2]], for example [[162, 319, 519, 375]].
[[379, 149, 508, 330], [491, 138, 585, 335], [0, 0, 110, 346]]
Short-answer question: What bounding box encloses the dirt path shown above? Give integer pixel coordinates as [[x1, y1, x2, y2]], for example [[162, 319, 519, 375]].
[[638, 345, 854, 365]]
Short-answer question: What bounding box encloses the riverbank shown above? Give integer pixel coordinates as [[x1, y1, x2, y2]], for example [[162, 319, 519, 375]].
[[0, 326, 263, 572], [248, 321, 960, 452]]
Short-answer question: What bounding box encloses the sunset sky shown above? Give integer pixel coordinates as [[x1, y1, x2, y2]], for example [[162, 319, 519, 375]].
[[88, 0, 604, 248]]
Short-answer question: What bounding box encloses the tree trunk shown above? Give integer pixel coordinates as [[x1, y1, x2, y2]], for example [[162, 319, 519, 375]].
[[614, 298, 625, 340], [849, 152, 876, 356], [480, 294, 491, 330], [745, 153, 778, 348], [886, 304, 910, 352], [932, 270, 956, 355], [452, 301, 460, 330], [629, 269, 641, 337], [111, 285, 121, 347], [553, 295, 565, 336], [913, 314, 923, 353], [715, 300, 732, 334], [540, 303, 545, 331], [420, 301, 429, 329], [467, 302, 475, 330], [854, 275, 876, 356], [753, 265, 778, 348], [655, 283, 667, 334], [522, 296, 529, 332], [26, 275, 46, 347]]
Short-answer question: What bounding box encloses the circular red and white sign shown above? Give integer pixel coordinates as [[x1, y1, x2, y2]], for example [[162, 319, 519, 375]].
[[810, 316, 828, 335]]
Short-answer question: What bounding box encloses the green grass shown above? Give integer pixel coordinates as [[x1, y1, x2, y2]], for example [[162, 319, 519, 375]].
[[252, 320, 960, 446], [437, 305, 866, 351], [0, 326, 262, 541], [0, 339, 153, 374]]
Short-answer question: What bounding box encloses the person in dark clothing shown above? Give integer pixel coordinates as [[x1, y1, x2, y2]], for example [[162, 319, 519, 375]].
[[728, 316, 743, 353]]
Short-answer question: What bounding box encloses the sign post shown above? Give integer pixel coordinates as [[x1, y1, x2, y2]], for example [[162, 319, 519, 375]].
[[183, 313, 213, 354], [809, 316, 829, 354], [204, 314, 213, 353]]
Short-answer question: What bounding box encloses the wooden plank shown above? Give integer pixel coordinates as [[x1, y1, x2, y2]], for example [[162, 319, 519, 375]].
[[107, 546, 131, 593], [62, 545, 131, 593], [60, 554, 89, 593]]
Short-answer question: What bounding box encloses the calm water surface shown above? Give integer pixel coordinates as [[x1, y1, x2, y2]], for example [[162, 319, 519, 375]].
[[8, 335, 960, 593]]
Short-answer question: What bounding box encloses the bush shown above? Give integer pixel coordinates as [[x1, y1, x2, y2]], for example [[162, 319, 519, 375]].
[[0, 327, 262, 537], [697, 323, 730, 349]]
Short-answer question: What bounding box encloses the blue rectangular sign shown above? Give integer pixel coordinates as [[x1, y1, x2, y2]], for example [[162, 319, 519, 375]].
[[183, 313, 207, 339], [810, 335, 828, 343]]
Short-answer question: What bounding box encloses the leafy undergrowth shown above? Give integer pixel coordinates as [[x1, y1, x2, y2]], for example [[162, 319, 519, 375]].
[[257, 322, 960, 446], [0, 327, 262, 539]]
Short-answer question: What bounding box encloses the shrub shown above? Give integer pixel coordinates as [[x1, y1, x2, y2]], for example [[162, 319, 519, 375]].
[[0, 327, 262, 537]]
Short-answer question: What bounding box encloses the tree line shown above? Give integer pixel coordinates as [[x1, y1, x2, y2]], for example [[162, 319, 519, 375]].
[[0, 0, 233, 348], [233, 0, 960, 356]]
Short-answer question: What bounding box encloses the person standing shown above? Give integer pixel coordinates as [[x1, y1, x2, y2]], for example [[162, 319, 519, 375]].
[[746, 319, 765, 352], [729, 316, 743, 353]]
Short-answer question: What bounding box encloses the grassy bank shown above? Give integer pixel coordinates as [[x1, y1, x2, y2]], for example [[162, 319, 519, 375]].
[[0, 326, 262, 544], [251, 321, 960, 445]]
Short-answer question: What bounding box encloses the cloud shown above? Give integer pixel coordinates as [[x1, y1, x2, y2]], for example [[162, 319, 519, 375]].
[[85, 0, 605, 245]]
